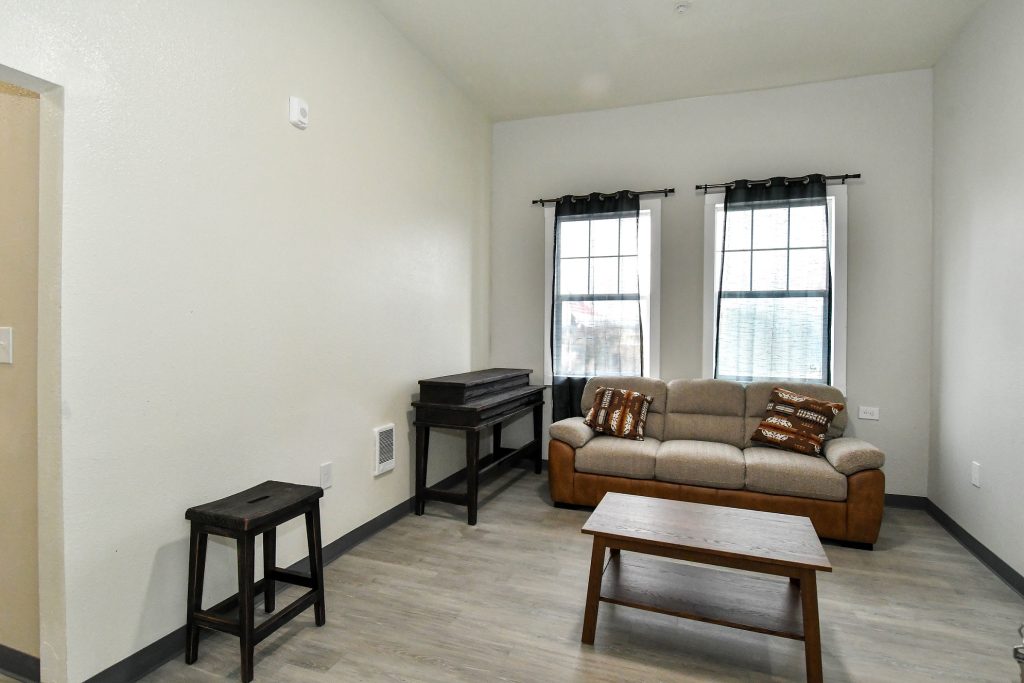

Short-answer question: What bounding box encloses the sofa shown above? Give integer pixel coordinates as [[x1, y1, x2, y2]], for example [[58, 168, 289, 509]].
[[548, 376, 886, 546]]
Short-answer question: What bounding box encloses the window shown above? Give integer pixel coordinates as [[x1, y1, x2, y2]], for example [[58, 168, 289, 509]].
[[543, 201, 660, 382], [702, 187, 846, 390]]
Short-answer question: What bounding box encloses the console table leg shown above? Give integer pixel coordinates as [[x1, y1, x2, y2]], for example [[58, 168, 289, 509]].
[[466, 430, 480, 526], [532, 402, 543, 474], [800, 570, 823, 683], [581, 537, 606, 644], [415, 425, 429, 515]]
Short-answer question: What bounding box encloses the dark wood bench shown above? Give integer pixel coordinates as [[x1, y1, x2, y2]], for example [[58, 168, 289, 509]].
[[185, 480, 326, 682]]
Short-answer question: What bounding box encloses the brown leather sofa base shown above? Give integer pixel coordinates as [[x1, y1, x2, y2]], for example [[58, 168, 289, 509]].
[[548, 439, 884, 545]]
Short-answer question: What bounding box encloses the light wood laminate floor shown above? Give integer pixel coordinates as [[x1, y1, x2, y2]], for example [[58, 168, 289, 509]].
[[138, 468, 1022, 682]]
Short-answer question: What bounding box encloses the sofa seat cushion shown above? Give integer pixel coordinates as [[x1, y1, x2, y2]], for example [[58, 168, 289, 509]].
[[743, 447, 848, 502], [575, 436, 661, 480], [655, 440, 745, 489]]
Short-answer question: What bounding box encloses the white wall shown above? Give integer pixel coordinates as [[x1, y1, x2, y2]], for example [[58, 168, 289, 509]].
[[0, 1, 491, 680], [492, 70, 934, 496], [931, 0, 1024, 576]]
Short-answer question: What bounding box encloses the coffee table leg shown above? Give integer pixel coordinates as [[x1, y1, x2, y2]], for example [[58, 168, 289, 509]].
[[800, 570, 823, 683], [581, 537, 606, 644]]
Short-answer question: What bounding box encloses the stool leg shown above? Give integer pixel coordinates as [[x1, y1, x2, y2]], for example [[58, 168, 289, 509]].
[[263, 529, 276, 613], [237, 535, 256, 683], [185, 525, 207, 664], [305, 506, 326, 626]]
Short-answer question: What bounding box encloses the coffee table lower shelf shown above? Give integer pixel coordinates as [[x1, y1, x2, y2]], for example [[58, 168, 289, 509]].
[[599, 554, 805, 641]]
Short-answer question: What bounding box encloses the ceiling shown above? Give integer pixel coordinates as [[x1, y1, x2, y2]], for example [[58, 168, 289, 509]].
[[371, 0, 983, 121]]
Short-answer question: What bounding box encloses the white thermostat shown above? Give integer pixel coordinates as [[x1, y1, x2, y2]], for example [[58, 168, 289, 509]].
[[289, 96, 309, 130]]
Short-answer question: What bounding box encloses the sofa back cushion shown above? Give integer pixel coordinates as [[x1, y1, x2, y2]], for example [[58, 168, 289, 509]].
[[744, 381, 847, 447], [581, 376, 667, 441], [663, 379, 746, 448]]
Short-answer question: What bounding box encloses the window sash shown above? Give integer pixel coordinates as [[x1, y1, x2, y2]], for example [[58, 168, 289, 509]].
[[708, 197, 837, 386]]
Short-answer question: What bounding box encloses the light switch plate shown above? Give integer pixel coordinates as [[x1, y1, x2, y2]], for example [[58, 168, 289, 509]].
[[0, 327, 11, 364], [320, 462, 333, 490]]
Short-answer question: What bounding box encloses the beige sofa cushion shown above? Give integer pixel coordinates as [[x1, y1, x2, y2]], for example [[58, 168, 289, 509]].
[[744, 381, 848, 447], [744, 447, 848, 501], [824, 437, 886, 475], [664, 379, 746, 448], [549, 417, 595, 449], [576, 436, 660, 480], [582, 376, 667, 441], [655, 440, 745, 489]]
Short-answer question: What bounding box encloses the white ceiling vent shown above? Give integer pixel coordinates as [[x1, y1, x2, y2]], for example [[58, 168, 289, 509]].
[[374, 424, 396, 476]]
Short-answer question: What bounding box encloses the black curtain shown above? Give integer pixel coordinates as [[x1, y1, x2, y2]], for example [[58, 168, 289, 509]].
[[715, 174, 833, 383], [551, 191, 642, 420]]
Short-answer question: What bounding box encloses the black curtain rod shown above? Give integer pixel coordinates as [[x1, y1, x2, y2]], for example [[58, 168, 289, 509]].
[[532, 188, 674, 206], [695, 174, 860, 193]]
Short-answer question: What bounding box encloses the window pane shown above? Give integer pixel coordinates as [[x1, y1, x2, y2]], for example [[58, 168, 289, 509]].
[[554, 300, 642, 376], [619, 256, 638, 294], [590, 219, 619, 256], [559, 220, 589, 257], [789, 249, 828, 290], [619, 219, 638, 255], [559, 258, 588, 294], [590, 257, 619, 294], [721, 251, 750, 291], [751, 250, 788, 291], [790, 205, 827, 248], [723, 209, 752, 250], [752, 207, 788, 249], [716, 297, 825, 382]]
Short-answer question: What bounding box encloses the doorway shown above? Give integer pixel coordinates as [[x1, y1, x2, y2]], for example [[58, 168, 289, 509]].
[[0, 78, 41, 681]]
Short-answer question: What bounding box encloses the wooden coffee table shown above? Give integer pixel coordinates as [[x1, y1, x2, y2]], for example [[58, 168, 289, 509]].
[[581, 493, 832, 682]]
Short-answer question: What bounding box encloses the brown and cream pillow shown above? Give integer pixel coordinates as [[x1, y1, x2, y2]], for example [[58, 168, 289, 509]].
[[750, 387, 845, 456], [584, 387, 653, 441]]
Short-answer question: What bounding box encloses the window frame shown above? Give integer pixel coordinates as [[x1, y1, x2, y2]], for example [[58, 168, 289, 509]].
[[701, 186, 847, 392], [543, 199, 661, 384]]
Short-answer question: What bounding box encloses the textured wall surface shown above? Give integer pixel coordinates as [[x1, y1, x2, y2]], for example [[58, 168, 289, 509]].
[[931, 0, 1024, 576], [0, 2, 490, 680]]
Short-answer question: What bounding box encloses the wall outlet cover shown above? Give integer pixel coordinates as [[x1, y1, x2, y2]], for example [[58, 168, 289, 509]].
[[320, 461, 333, 489], [858, 406, 880, 421], [970, 461, 981, 488]]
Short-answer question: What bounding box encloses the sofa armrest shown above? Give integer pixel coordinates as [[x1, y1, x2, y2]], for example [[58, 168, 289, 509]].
[[549, 417, 595, 449], [824, 437, 885, 475]]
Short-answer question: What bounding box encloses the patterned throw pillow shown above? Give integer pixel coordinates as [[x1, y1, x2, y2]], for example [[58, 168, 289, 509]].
[[584, 387, 653, 441], [750, 387, 845, 456]]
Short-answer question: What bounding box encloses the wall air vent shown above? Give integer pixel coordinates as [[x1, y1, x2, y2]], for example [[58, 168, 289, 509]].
[[374, 424, 396, 476]]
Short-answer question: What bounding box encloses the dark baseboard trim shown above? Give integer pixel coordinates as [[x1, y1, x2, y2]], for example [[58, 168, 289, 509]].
[[884, 493, 929, 509], [924, 500, 1024, 599], [0, 642, 39, 683], [84, 469, 473, 683]]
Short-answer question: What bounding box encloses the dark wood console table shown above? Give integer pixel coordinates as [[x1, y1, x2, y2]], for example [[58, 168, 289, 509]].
[[413, 368, 545, 525]]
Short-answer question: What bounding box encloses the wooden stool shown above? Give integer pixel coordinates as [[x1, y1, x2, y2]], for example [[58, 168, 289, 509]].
[[185, 481, 326, 682]]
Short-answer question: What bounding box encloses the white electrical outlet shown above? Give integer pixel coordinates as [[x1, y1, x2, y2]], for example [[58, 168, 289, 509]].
[[970, 461, 981, 488], [858, 406, 880, 421], [320, 462, 333, 490]]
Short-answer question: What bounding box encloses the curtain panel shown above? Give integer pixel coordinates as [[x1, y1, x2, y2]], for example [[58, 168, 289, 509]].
[[714, 174, 833, 384]]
